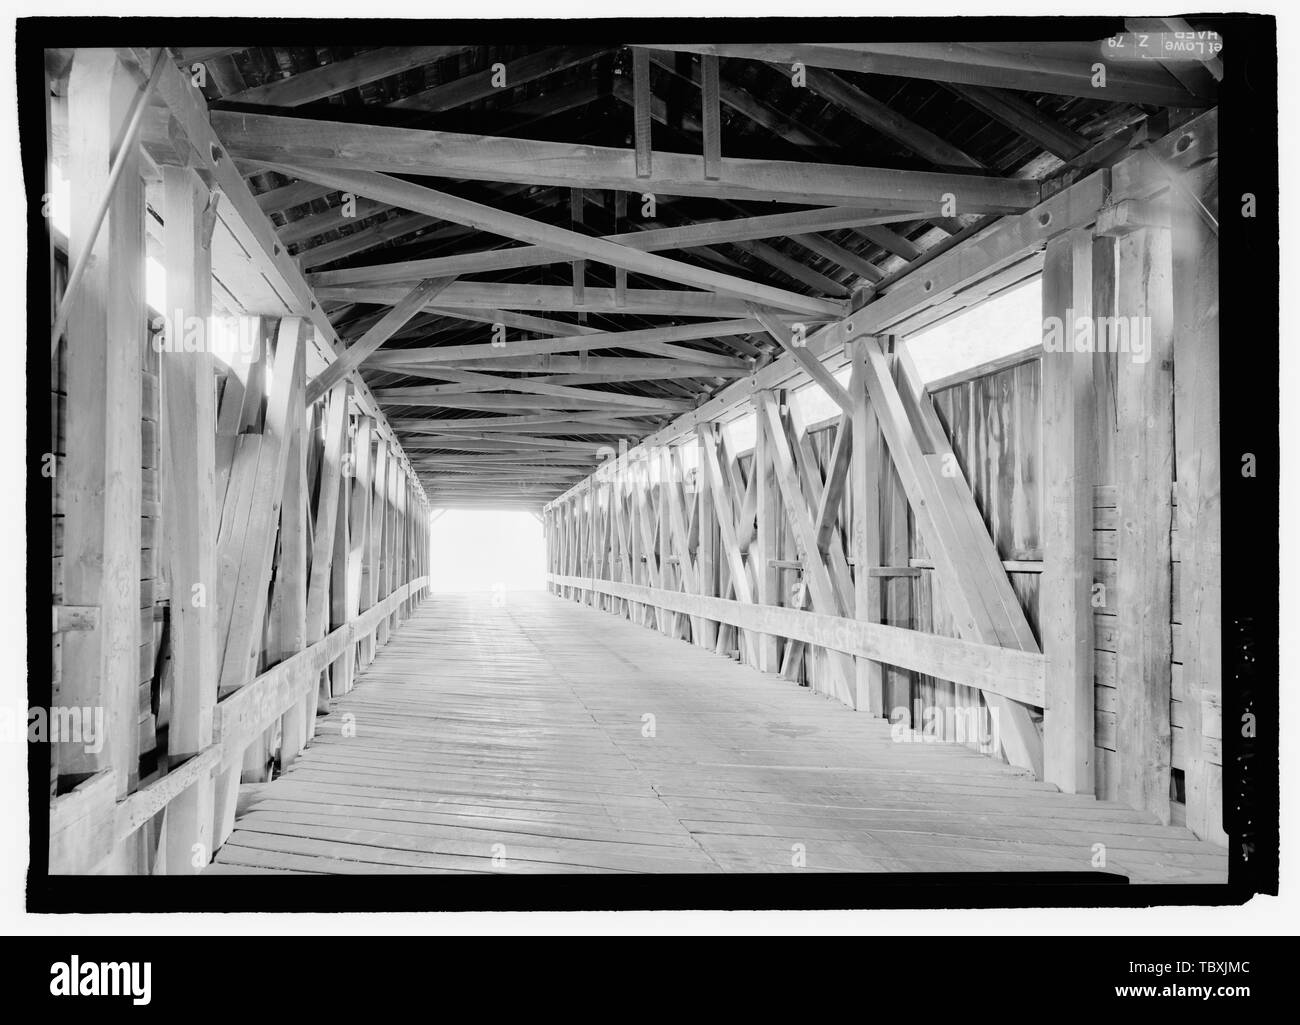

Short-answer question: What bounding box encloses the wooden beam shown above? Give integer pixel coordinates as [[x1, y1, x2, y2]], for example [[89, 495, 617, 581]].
[[224, 46, 466, 107], [375, 368, 694, 412], [652, 42, 1207, 107], [296, 212, 438, 271], [307, 206, 916, 288], [264, 162, 844, 318], [159, 163, 219, 872], [1040, 228, 1095, 794], [367, 323, 753, 368], [764, 61, 985, 169], [388, 45, 605, 113], [633, 47, 652, 177], [420, 354, 746, 379], [306, 383, 350, 705], [947, 83, 1089, 162], [60, 50, 144, 807], [375, 390, 691, 413], [341, 418, 374, 689], [274, 347, 310, 767], [700, 54, 722, 180], [548, 575, 1047, 705], [752, 396, 782, 671], [319, 281, 776, 319], [1170, 159, 1224, 844], [646, 50, 837, 152], [1110, 216, 1175, 822], [209, 109, 1041, 211], [307, 277, 454, 403], [849, 345, 883, 714], [751, 304, 854, 413]]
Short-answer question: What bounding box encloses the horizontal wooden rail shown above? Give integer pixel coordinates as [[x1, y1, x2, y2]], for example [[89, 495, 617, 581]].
[[48, 577, 428, 874], [547, 573, 1046, 707], [214, 576, 428, 760]]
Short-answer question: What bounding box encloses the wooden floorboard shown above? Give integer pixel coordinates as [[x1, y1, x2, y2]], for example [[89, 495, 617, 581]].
[[210, 592, 1227, 880]]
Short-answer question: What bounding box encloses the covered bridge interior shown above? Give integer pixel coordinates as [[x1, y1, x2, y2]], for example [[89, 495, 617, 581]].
[[43, 36, 1227, 880]]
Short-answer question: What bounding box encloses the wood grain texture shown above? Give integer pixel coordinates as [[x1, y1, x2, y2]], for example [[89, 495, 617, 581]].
[[210, 593, 1226, 879]]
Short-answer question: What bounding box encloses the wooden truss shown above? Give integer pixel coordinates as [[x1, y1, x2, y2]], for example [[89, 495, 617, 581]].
[[45, 39, 1225, 876]]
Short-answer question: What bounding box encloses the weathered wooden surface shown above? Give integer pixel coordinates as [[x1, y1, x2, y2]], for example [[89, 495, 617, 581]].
[[211, 592, 1226, 879]]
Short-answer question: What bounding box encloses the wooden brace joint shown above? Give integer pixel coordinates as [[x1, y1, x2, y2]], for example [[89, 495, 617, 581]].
[[1095, 197, 1167, 238]]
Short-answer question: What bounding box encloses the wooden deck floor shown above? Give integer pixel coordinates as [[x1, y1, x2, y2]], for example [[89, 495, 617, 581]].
[[209, 592, 1228, 880]]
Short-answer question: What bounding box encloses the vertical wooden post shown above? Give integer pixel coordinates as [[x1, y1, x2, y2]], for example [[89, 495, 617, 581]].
[[700, 54, 722, 180], [345, 417, 374, 690], [632, 47, 652, 178], [328, 416, 353, 699], [695, 431, 719, 649], [159, 162, 217, 873], [60, 50, 145, 818], [1171, 162, 1225, 844], [1040, 228, 1097, 794], [848, 341, 884, 714], [614, 191, 628, 306], [277, 353, 309, 768], [362, 435, 388, 662], [1111, 216, 1175, 822], [753, 393, 782, 671], [309, 383, 351, 707], [880, 355, 913, 719]]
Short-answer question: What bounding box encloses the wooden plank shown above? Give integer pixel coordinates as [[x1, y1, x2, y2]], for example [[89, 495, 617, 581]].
[[207, 592, 1225, 879], [215, 579, 427, 760], [217, 319, 307, 696], [116, 746, 223, 848], [1040, 228, 1095, 794], [211, 318, 306, 846], [209, 109, 1041, 211], [159, 163, 219, 872]]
